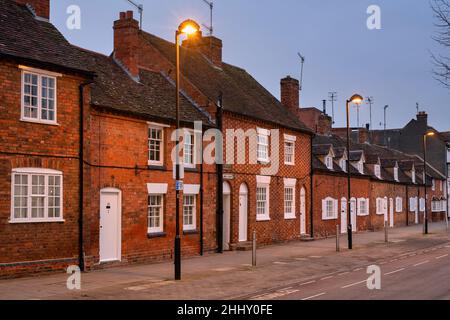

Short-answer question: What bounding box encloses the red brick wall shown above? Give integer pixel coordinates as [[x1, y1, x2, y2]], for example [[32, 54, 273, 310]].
[[0, 61, 84, 277], [14, 0, 50, 19], [222, 112, 312, 245], [84, 110, 217, 268]]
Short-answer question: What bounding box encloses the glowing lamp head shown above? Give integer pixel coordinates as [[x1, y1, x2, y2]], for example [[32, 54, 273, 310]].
[[349, 94, 364, 105], [178, 19, 200, 35], [426, 131, 435, 137]]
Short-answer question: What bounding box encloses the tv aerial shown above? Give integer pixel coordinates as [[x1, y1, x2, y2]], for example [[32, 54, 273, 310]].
[[126, 0, 143, 30]]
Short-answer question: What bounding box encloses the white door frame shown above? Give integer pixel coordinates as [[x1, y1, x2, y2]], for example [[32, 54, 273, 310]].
[[341, 198, 347, 234], [300, 187, 307, 235], [223, 182, 231, 250], [99, 188, 122, 263], [350, 198, 357, 232], [239, 183, 249, 242]]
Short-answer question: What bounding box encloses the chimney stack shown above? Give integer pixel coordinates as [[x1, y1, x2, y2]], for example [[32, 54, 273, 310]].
[[417, 111, 428, 125], [280, 76, 300, 113], [15, 0, 50, 19], [113, 11, 140, 78], [183, 34, 223, 68], [317, 113, 332, 136]]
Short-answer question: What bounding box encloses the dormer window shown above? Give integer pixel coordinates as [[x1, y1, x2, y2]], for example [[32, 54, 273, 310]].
[[340, 159, 347, 172], [412, 170, 416, 184], [358, 161, 364, 174], [325, 155, 333, 170], [374, 164, 381, 179], [394, 167, 399, 182]]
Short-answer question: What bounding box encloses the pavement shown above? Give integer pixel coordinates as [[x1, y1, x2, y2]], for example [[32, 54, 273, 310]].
[[0, 222, 449, 300]]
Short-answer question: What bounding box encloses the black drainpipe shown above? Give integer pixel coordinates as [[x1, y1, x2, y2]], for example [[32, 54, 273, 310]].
[[78, 82, 91, 271], [216, 94, 224, 253], [406, 184, 409, 226], [310, 136, 314, 238]]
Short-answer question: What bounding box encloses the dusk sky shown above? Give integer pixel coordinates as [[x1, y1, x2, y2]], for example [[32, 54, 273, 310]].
[[51, 0, 449, 131]]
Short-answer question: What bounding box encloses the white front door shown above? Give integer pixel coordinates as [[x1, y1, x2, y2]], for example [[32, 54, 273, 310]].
[[99, 189, 121, 262], [389, 198, 394, 228], [300, 188, 306, 235], [341, 198, 347, 234], [415, 197, 419, 224], [239, 184, 248, 242], [351, 198, 357, 232]]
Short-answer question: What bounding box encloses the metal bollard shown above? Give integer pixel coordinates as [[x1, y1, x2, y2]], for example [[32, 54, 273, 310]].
[[336, 225, 340, 252], [252, 230, 257, 267], [384, 221, 389, 243]]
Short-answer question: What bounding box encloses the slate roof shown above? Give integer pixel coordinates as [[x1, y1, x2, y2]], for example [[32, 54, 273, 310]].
[[77, 48, 212, 125], [141, 32, 313, 134], [313, 144, 332, 156], [349, 150, 364, 162], [0, 0, 92, 74]]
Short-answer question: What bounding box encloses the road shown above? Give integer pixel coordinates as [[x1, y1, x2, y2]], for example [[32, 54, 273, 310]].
[[238, 242, 450, 300]]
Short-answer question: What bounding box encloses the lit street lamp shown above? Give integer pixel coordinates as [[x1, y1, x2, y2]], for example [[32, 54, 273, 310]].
[[174, 19, 200, 281], [423, 130, 435, 235], [346, 94, 364, 250]]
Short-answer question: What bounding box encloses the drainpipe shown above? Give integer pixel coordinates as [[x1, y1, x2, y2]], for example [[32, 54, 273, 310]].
[[310, 136, 314, 238], [406, 184, 409, 226], [200, 135, 204, 256], [216, 94, 224, 253], [79, 81, 92, 272]]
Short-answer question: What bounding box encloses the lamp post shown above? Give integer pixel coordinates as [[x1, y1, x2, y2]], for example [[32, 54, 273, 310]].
[[423, 131, 435, 235], [346, 94, 364, 250], [174, 19, 200, 281]]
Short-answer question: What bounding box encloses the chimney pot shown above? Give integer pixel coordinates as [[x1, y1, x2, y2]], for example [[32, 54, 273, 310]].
[[15, 0, 50, 19], [120, 11, 126, 19], [126, 10, 133, 19]]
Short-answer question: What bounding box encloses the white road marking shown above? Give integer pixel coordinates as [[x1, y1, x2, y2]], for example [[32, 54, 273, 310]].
[[413, 260, 429, 267], [380, 261, 387, 265], [302, 292, 326, 300], [436, 254, 448, 260], [295, 258, 308, 261], [273, 261, 289, 265], [409, 254, 417, 257], [251, 288, 300, 300], [341, 280, 366, 289], [390, 259, 398, 263], [309, 256, 323, 259], [299, 280, 316, 286], [353, 268, 363, 272], [320, 276, 334, 281], [384, 268, 405, 276], [338, 272, 350, 276], [212, 267, 235, 272]]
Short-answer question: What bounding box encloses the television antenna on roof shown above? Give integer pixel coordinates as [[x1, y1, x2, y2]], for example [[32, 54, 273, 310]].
[[202, 0, 214, 36], [126, 0, 143, 30], [297, 52, 305, 91], [328, 92, 338, 124]]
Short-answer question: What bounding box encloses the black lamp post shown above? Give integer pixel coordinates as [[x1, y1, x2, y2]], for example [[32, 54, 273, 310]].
[[423, 130, 435, 235], [174, 19, 200, 281], [345, 94, 364, 250]]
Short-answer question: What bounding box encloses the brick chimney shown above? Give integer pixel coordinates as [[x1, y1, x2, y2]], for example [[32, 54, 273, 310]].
[[317, 114, 332, 136], [280, 76, 300, 113], [183, 34, 223, 68], [113, 11, 140, 78], [417, 111, 428, 126], [357, 125, 370, 144], [15, 0, 50, 19]]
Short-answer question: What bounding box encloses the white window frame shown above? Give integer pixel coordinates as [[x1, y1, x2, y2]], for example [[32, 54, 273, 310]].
[[10, 168, 64, 223], [257, 128, 270, 163], [284, 134, 296, 166], [396, 197, 403, 213], [147, 183, 168, 234], [284, 178, 296, 219], [183, 129, 196, 169], [256, 176, 271, 221], [432, 179, 436, 191], [340, 158, 347, 172], [376, 197, 387, 215], [148, 124, 166, 166], [322, 197, 338, 220], [412, 170, 416, 184], [409, 197, 418, 212], [20, 66, 60, 125], [325, 155, 333, 170], [419, 198, 425, 212], [182, 194, 197, 231], [374, 165, 381, 179], [148, 194, 164, 234], [358, 161, 364, 174], [394, 167, 399, 182], [357, 198, 369, 216]]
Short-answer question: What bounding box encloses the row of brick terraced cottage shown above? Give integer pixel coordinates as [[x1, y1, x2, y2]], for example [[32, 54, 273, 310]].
[[0, 0, 447, 277]]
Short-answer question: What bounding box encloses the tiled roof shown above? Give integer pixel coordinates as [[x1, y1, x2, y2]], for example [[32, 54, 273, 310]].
[[313, 144, 332, 156], [349, 150, 364, 161], [381, 159, 398, 168], [141, 32, 313, 134], [365, 154, 380, 165], [77, 48, 212, 125], [0, 0, 92, 74]]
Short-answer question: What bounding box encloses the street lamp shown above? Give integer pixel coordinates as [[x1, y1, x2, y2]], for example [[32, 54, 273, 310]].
[[423, 130, 435, 235], [174, 19, 200, 281], [346, 94, 364, 250]]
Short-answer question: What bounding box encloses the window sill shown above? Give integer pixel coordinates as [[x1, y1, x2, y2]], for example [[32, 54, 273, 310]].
[[257, 160, 270, 165], [322, 217, 338, 221], [20, 118, 59, 126], [147, 164, 166, 171], [183, 230, 199, 235], [256, 216, 271, 222], [284, 216, 297, 220], [184, 167, 198, 173], [285, 163, 295, 166], [9, 219, 65, 224], [147, 232, 167, 239]]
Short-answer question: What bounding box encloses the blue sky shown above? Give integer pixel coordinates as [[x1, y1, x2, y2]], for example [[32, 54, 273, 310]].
[[51, 0, 449, 131]]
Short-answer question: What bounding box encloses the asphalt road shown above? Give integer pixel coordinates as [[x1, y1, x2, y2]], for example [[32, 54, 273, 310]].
[[241, 242, 450, 300]]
